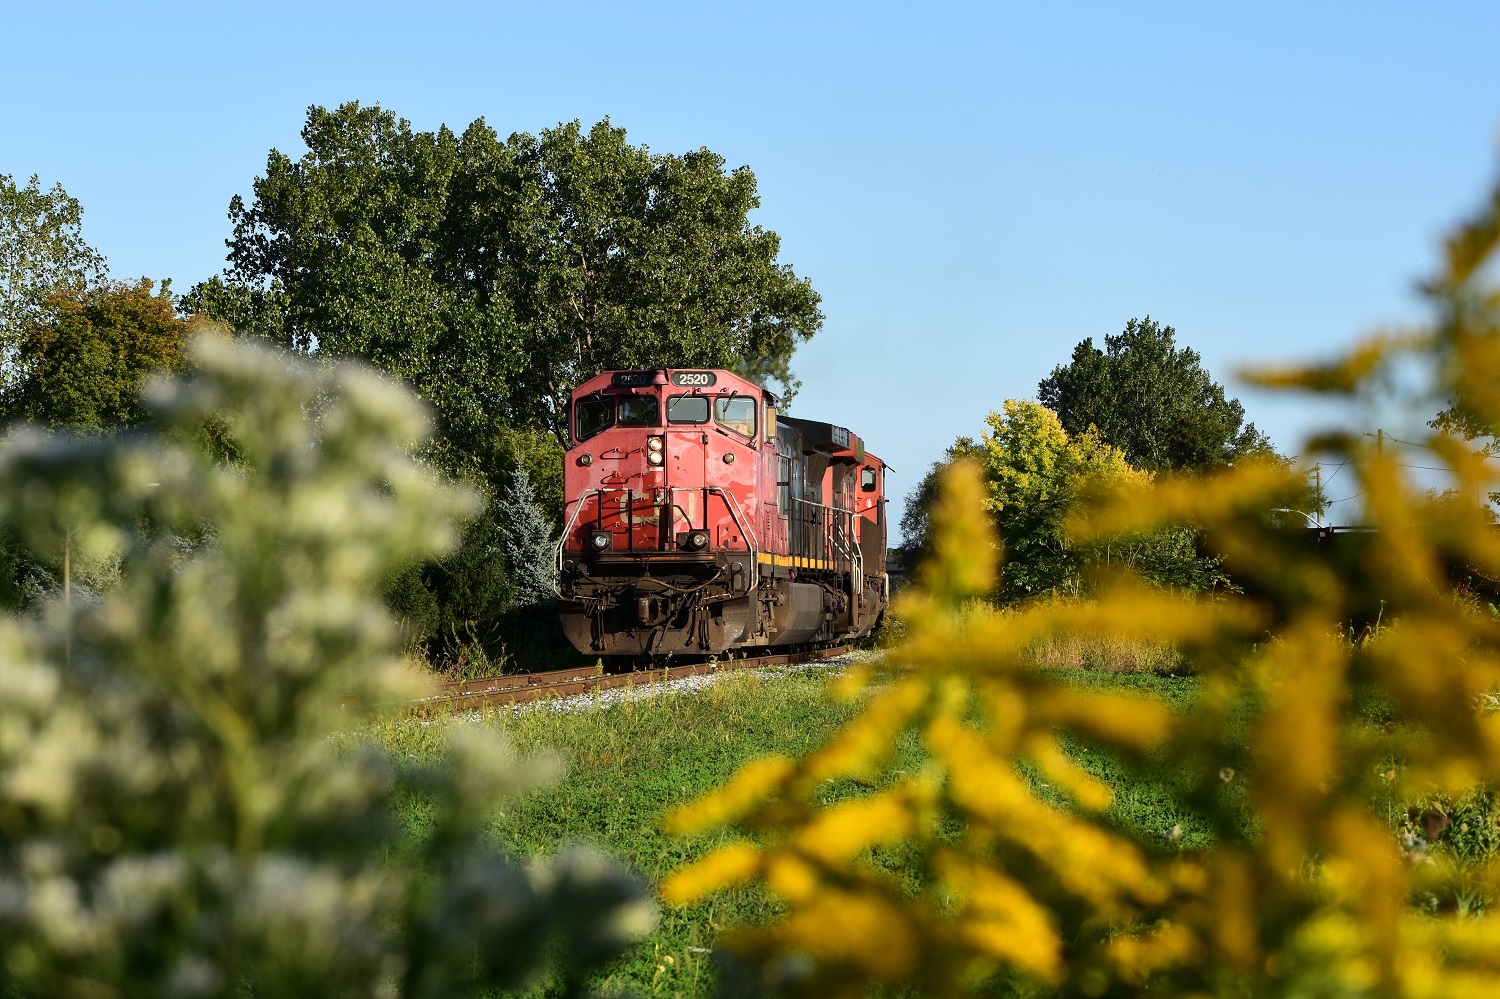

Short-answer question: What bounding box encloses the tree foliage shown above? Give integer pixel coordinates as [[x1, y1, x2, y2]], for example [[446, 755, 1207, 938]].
[[1038, 316, 1273, 472], [665, 160, 1500, 997], [185, 104, 820, 661], [0, 174, 107, 385], [898, 438, 974, 565], [973, 399, 1143, 596], [903, 401, 1226, 600], [187, 102, 822, 456], [0, 335, 654, 996], [4, 278, 193, 429]]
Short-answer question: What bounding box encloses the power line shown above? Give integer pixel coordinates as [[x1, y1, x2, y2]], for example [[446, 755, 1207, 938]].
[[1318, 458, 1350, 488], [1392, 461, 1457, 472], [1363, 430, 1496, 458], [1363, 432, 1440, 452]]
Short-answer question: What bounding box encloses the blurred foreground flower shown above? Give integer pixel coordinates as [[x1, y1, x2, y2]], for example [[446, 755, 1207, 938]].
[[0, 336, 654, 997], [665, 161, 1500, 996]]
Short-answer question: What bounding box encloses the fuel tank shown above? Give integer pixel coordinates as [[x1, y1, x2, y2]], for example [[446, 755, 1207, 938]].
[[768, 582, 825, 645]]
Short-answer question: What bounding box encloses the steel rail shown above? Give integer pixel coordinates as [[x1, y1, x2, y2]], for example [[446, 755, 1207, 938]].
[[403, 643, 852, 716]]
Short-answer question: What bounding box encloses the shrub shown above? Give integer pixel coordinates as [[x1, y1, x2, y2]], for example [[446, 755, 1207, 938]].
[[0, 336, 654, 997]]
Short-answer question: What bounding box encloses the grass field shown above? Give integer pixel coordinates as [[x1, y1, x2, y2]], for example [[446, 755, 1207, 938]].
[[371, 658, 1220, 997], [369, 642, 1500, 990]]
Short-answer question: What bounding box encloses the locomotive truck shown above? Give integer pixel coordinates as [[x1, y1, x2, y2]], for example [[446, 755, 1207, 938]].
[[556, 367, 888, 656]]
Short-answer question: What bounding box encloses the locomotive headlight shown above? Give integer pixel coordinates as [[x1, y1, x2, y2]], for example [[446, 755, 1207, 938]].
[[679, 529, 710, 551], [589, 531, 612, 551], [647, 451, 664, 465], [577, 453, 593, 466], [647, 435, 663, 451], [722, 452, 735, 464]]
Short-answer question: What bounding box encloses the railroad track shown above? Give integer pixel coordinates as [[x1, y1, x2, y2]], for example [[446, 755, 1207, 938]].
[[411, 643, 853, 715]]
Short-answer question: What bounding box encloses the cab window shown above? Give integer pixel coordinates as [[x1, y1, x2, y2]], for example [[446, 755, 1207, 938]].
[[860, 467, 878, 492], [574, 397, 612, 442], [617, 395, 660, 427], [714, 396, 757, 438], [667, 395, 710, 424]]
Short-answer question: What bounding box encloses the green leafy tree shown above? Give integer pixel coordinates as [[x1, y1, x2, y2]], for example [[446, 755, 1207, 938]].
[[905, 401, 1226, 600], [0, 173, 108, 384], [899, 436, 976, 566], [0, 335, 654, 996], [186, 102, 822, 456], [472, 117, 823, 433], [4, 278, 193, 429], [977, 399, 1141, 596], [1038, 316, 1274, 472], [186, 103, 820, 663]]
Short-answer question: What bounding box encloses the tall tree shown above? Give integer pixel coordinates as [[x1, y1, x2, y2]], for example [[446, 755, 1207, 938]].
[[185, 103, 823, 664], [5, 278, 192, 429], [1037, 316, 1273, 472], [0, 174, 108, 385], [186, 103, 823, 461]]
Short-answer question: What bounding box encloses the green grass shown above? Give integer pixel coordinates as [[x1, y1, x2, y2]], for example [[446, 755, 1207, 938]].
[[376, 664, 890, 996], [369, 660, 1494, 996], [371, 662, 1212, 996]]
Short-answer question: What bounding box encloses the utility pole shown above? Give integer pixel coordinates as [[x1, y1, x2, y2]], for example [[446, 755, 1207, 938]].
[[1314, 465, 1323, 526]]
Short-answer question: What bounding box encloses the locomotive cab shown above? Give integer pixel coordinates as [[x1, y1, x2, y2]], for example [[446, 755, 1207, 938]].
[[557, 367, 888, 657]]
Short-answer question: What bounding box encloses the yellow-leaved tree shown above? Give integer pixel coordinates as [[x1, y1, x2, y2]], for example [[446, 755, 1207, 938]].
[[663, 163, 1500, 996]]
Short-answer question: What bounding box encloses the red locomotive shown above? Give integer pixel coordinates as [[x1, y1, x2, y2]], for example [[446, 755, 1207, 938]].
[[557, 367, 888, 656]]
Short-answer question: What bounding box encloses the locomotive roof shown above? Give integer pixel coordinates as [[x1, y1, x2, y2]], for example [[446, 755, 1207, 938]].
[[778, 416, 853, 454], [572, 367, 765, 396]]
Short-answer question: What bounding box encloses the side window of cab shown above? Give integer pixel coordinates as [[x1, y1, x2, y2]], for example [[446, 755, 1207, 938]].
[[574, 397, 613, 442]]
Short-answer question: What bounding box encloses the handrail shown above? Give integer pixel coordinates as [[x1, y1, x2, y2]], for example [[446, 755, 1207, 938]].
[[554, 487, 601, 587], [788, 495, 855, 519], [707, 486, 759, 591], [708, 486, 761, 551], [553, 485, 759, 593], [836, 511, 864, 594], [788, 495, 863, 591]]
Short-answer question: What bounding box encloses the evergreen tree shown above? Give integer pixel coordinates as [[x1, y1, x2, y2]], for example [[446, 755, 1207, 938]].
[[497, 467, 557, 607]]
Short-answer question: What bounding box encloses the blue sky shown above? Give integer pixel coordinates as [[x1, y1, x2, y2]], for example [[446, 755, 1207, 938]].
[[6, 2, 1499, 529]]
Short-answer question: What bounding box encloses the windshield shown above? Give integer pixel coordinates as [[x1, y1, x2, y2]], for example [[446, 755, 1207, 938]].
[[714, 396, 757, 438], [574, 397, 613, 442], [667, 395, 710, 424], [617, 394, 660, 427]]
